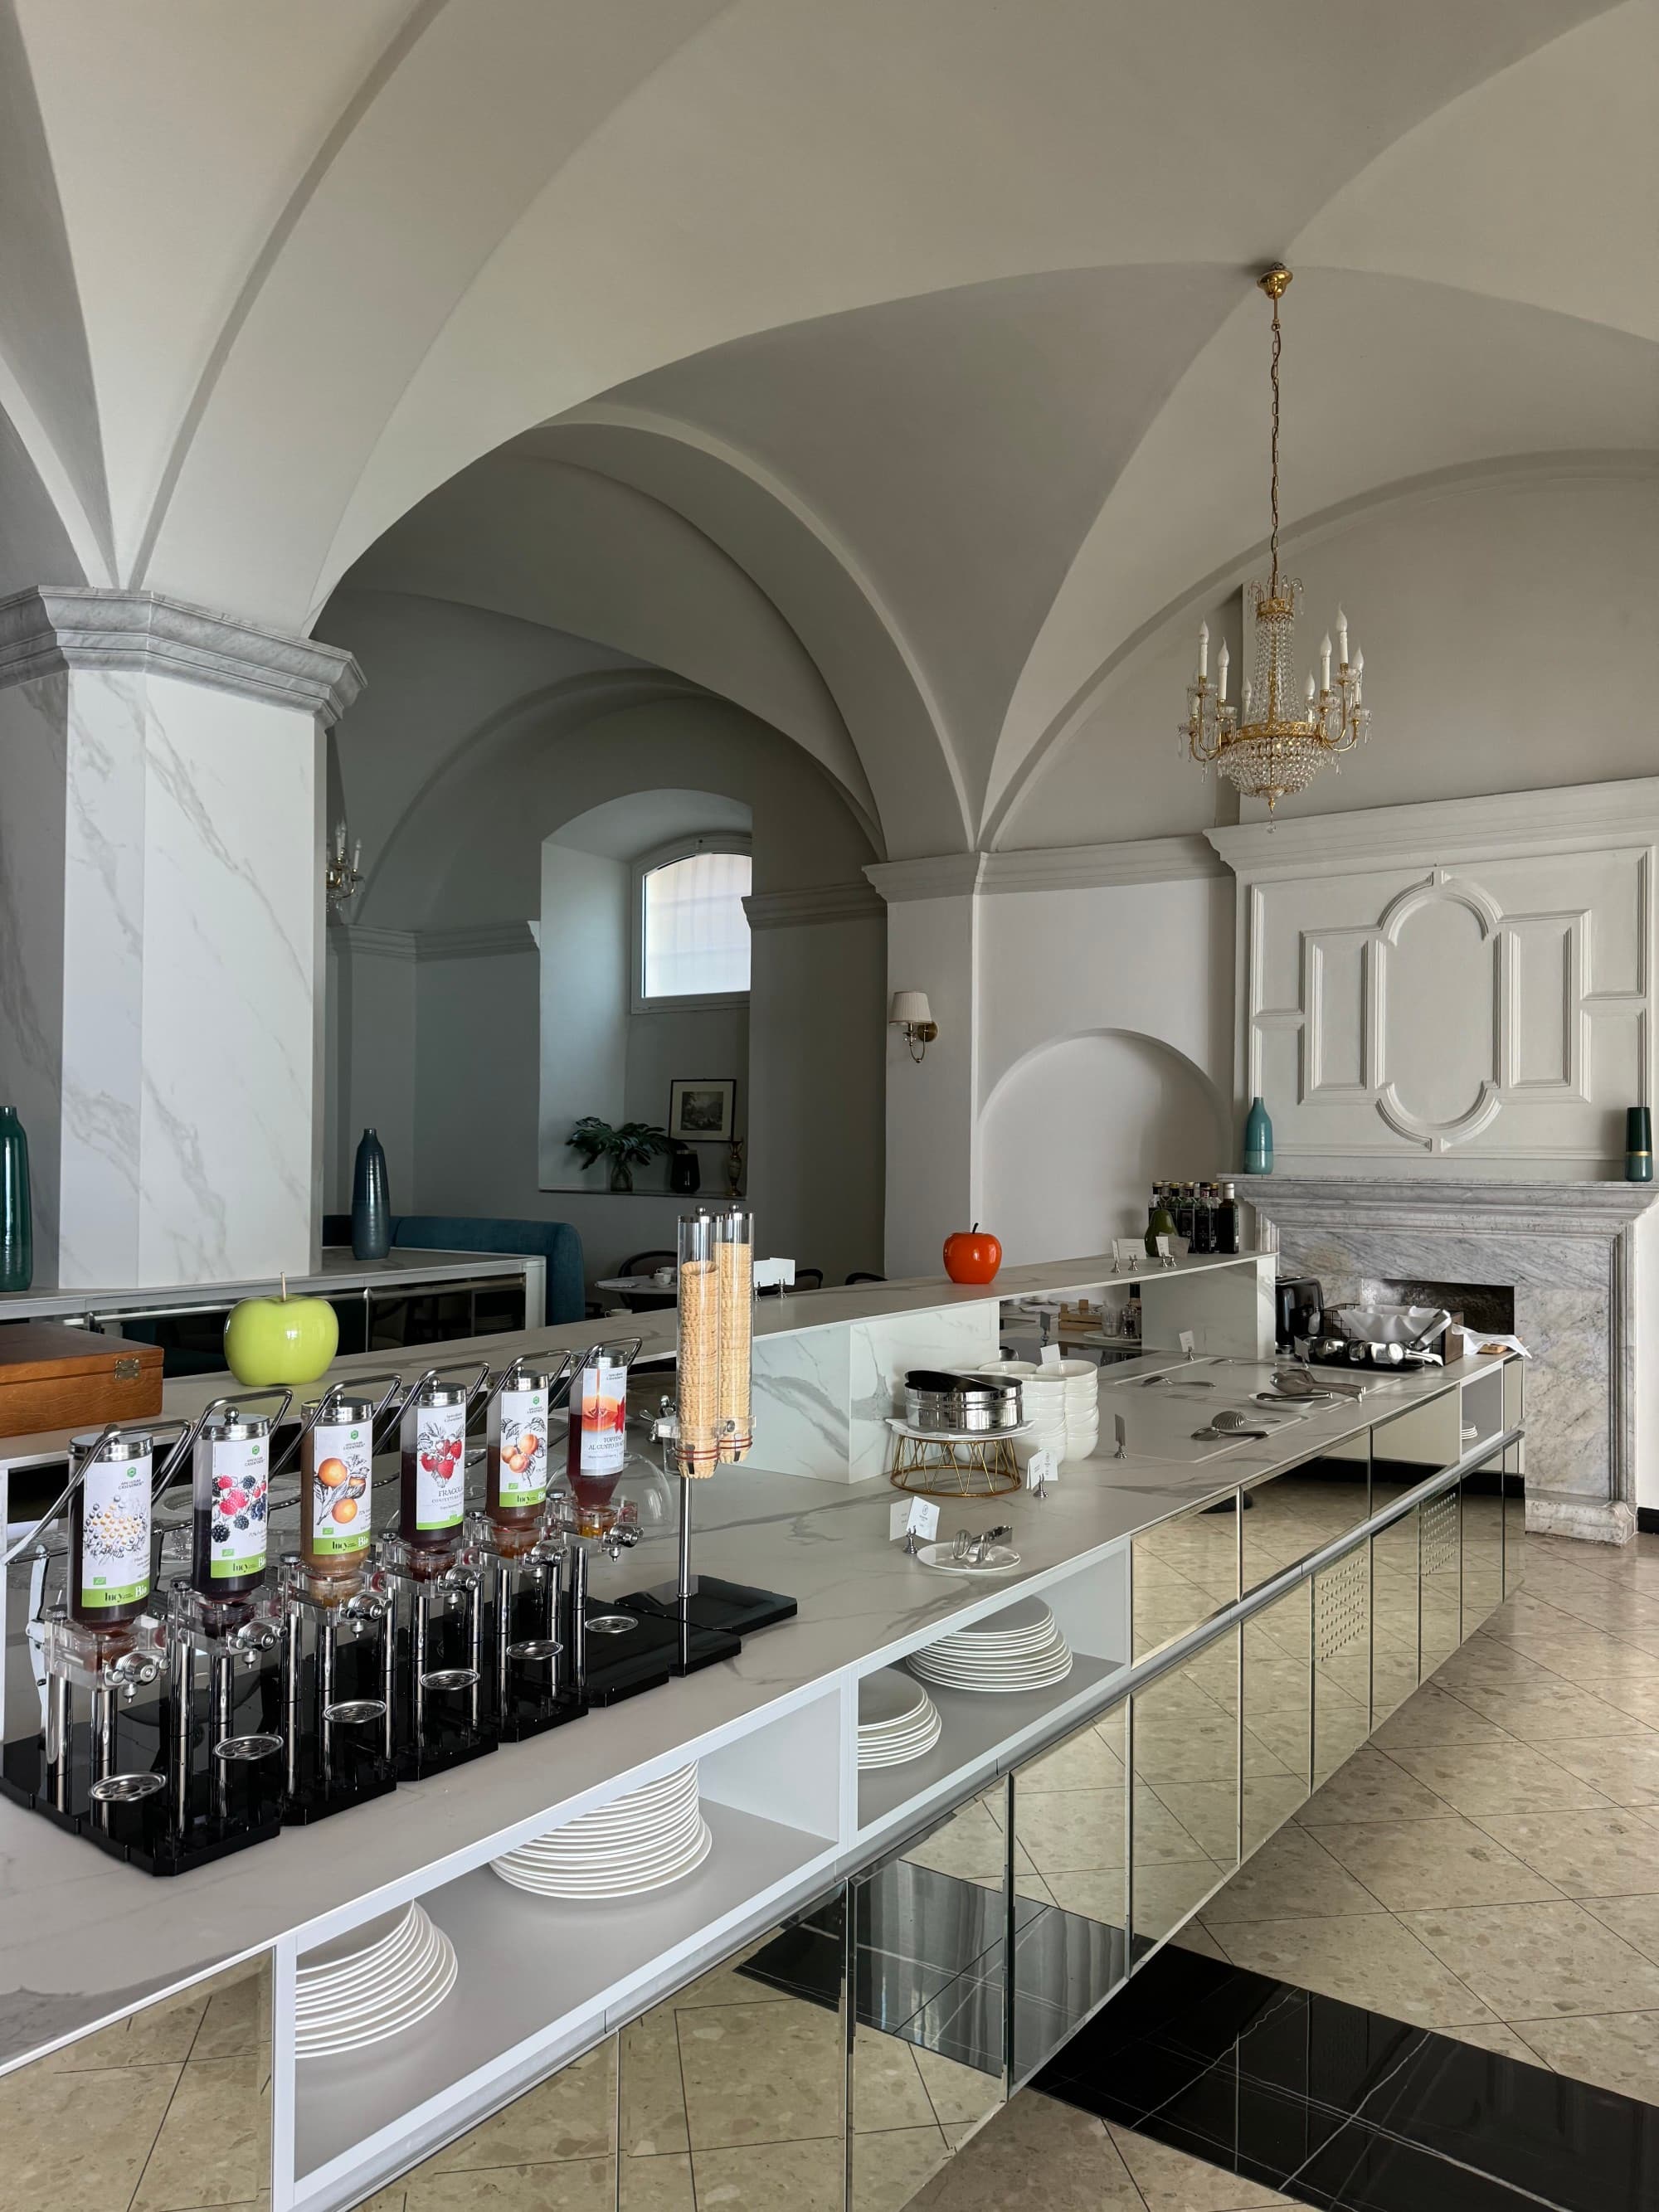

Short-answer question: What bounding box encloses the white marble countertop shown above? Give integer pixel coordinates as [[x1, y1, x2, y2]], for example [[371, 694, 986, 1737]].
[[0, 1332, 1503, 2071]]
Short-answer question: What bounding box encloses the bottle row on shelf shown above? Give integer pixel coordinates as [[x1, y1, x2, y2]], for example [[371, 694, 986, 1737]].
[[1145, 1180, 1242, 1258]]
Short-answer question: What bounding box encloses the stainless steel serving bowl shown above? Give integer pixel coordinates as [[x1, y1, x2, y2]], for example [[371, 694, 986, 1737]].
[[902, 1371, 1024, 1432]]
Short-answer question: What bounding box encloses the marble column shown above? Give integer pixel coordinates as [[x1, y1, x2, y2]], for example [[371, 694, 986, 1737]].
[[865, 854, 985, 1279], [0, 588, 361, 1289]]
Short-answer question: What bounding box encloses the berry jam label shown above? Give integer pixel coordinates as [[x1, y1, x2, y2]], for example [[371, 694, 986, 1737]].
[[416, 1403, 467, 1530], [495, 1385, 547, 1509], [210, 1437, 268, 1580], [575, 1359, 627, 1479], [309, 1419, 372, 1556], [80, 1449, 152, 1608]]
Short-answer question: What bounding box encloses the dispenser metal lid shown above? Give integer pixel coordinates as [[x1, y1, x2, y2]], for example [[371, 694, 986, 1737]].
[[201, 1407, 273, 1441], [71, 1428, 153, 1461]]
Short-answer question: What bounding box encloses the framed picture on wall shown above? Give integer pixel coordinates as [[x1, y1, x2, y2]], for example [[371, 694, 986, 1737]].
[[669, 1078, 737, 1143]]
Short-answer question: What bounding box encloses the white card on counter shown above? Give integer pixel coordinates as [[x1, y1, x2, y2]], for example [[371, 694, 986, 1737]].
[[1112, 1238, 1141, 1271], [1180, 1330, 1195, 1359], [1155, 1234, 1173, 1259], [1039, 1343, 1061, 1369], [892, 1498, 941, 1544], [1026, 1449, 1059, 1490]]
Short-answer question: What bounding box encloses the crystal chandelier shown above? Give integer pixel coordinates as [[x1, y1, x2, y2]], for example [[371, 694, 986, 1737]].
[[325, 819, 362, 914], [1183, 265, 1369, 814]]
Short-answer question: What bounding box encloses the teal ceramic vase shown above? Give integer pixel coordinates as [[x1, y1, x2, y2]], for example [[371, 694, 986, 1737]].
[[1243, 1096, 1274, 1177], [0, 1106, 32, 1291], [351, 1127, 391, 1259]]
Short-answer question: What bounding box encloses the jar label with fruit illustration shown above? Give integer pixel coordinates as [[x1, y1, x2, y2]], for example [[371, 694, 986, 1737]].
[[416, 1403, 467, 1530], [210, 1437, 269, 1580], [80, 1449, 153, 1608], [309, 1420, 372, 1555], [575, 1359, 627, 1479], [496, 1385, 547, 1508]]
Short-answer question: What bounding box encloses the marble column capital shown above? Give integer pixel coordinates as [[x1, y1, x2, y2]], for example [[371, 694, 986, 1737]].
[[0, 585, 362, 726]]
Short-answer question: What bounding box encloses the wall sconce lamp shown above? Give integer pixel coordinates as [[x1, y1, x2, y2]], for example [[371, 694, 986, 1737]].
[[889, 989, 938, 1063]]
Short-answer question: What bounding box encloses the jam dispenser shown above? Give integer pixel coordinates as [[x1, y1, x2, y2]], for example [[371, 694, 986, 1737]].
[[379, 1363, 494, 1780], [148, 1392, 292, 1869], [469, 1354, 585, 1741], [1, 1421, 170, 1860], [274, 1376, 401, 1821]]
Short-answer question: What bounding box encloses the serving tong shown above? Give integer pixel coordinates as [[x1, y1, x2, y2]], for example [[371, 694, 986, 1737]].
[[951, 1526, 1012, 1565]]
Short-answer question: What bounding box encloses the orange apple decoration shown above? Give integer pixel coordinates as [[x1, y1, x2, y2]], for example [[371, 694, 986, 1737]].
[[943, 1223, 1002, 1285]]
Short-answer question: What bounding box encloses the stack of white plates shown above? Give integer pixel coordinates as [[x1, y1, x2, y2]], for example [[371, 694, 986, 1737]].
[[490, 1762, 713, 1898], [858, 1668, 943, 1768], [295, 1902, 458, 2059], [907, 1597, 1074, 1695]]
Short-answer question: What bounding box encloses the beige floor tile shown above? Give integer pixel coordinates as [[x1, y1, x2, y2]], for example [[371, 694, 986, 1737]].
[[904, 1801, 1036, 1884], [1471, 1806, 1659, 1898], [1203, 1826, 1384, 1926], [903, 2091, 1146, 2210], [1591, 1676, 1659, 1729], [0, 2060, 180, 2212], [1311, 1812, 1562, 1912], [1399, 1898, 1659, 2019], [431, 2044, 616, 2171], [1146, 1777, 1240, 1860], [621, 2005, 690, 2159], [1174, 1920, 1232, 1962], [1433, 1640, 1563, 1690], [1581, 1890, 1659, 1962], [621, 2151, 695, 2212], [405, 2162, 617, 2210], [1017, 1727, 1122, 1791], [1292, 1747, 1450, 1826], [1009, 1787, 1146, 1873], [41, 1986, 207, 2071], [852, 2124, 953, 2212], [1447, 1679, 1651, 1743], [1040, 1866, 1127, 1930], [1370, 1685, 1511, 1749], [191, 1963, 271, 2060], [133, 2057, 271, 2211], [693, 2136, 844, 2211], [910, 2049, 1001, 2134], [678, 1997, 842, 2150], [1241, 1769, 1315, 1855], [1506, 2010, 1659, 2106], [1214, 1912, 1496, 2030], [1525, 1733, 1659, 1806], [1107, 2122, 1297, 2210], [1442, 2019, 1553, 2068], [1382, 1738, 1608, 1816], [1131, 1858, 1232, 1944], [1131, 1707, 1243, 1787], [854, 2033, 936, 2134]]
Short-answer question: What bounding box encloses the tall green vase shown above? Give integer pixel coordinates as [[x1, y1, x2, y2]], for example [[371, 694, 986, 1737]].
[[0, 1106, 32, 1291], [1243, 1096, 1274, 1177]]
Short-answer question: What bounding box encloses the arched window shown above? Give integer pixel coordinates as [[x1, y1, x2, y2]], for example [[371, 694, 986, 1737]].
[[634, 838, 752, 1006]]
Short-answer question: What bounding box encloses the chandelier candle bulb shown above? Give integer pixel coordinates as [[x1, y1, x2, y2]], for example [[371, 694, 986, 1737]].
[[1321, 634, 1332, 688], [1218, 641, 1228, 700], [1198, 621, 1209, 678], [1337, 608, 1349, 662]]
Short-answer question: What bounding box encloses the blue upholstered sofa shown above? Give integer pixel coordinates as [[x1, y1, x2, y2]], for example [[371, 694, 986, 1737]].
[[387, 1217, 586, 1327]]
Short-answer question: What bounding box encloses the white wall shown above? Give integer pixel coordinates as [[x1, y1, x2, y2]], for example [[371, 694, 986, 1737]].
[[538, 844, 629, 1193]]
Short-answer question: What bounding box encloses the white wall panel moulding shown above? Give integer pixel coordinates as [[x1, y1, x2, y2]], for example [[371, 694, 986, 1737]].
[[415, 921, 538, 961], [332, 923, 417, 963], [742, 881, 885, 929], [1207, 777, 1659, 878], [0, 586, 363, 725], [864, 852, 988, 903], [983, 834, 1227, 893]]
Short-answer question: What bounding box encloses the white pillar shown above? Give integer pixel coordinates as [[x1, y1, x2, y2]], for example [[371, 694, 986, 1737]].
[[865, 855, 985, 1279], [0, 588, 360, 1289]]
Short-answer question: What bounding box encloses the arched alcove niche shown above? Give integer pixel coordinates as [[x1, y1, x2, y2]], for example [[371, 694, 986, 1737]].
[[979, 1030, 1229, 1263]]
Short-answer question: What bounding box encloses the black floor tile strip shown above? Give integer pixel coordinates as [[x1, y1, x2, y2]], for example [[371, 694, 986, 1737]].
[[1034, 1947, 1659, 2212]]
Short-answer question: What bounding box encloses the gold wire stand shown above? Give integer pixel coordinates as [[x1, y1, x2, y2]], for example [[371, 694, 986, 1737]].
[[888, 1432, 1022, 1500]]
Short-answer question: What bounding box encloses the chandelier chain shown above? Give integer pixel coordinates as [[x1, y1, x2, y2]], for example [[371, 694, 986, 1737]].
[[1267, 288, 1282, 597]]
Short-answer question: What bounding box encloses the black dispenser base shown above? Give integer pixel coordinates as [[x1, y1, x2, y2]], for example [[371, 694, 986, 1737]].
[[579, 1603, 687, 1703], [621, 1574, 797, 1642]]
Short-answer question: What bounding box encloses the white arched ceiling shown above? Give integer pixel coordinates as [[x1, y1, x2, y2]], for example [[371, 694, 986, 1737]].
[[2, 0, 1652, 852]]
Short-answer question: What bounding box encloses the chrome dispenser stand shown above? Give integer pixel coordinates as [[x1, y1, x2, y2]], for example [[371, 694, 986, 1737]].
[[270, 1375, 401, 1821], [466, 1514, 581, 1740], [155, 1578, 285, 1869]]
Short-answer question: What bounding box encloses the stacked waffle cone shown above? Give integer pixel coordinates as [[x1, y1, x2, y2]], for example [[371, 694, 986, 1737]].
[[675, 1208, 753, 1475]]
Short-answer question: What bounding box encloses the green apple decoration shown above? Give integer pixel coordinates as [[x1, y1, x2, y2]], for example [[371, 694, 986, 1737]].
[[224, 1274, 339, 1386]]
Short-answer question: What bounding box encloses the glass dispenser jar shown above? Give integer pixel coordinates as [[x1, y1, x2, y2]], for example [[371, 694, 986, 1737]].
[[486, 1364, 557, 1537], [399, 1378, 471, 1565], [299, 1390, 377, 1582], [70, 1429, 153, 1629], [192, 1408, 273, 1599]]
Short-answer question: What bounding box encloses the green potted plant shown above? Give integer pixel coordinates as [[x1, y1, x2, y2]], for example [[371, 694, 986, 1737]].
[[567, 1116, 669, 1194]]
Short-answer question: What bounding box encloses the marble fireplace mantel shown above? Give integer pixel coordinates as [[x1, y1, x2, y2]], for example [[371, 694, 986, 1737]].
[[1250, 1176, 1657, 1544]]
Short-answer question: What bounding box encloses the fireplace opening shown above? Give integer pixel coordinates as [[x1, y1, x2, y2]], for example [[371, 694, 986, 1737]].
[[1360, 1280, 1515, 1335]]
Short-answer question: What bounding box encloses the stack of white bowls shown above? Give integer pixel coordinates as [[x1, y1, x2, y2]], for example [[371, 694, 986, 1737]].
[[907, 1596, 1074, 1695], [1055, 1358, 1100, 1459], [858, 1668, 943, 1768], [294, 1902, 459, 2058], [491, 1762, 712, 1898], [976, 1360, 1063, 1463]]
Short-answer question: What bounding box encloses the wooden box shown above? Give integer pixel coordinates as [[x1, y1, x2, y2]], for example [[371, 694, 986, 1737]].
[[0, 1320, 165, 1438]]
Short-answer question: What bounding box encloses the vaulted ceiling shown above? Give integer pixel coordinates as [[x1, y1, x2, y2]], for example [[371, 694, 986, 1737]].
[[4, 0, 1654, 855]]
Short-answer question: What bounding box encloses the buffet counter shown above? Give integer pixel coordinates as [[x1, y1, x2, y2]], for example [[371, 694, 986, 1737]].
[[0, 1253, 1523, 2211]]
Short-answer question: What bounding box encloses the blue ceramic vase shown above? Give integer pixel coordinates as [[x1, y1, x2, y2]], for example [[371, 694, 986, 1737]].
[[1627, 1106, 1652, 1184], [351, 1127, 391, 1259], [1243, 1096, 1274, 1177], [0, 1106, 32, 1291]]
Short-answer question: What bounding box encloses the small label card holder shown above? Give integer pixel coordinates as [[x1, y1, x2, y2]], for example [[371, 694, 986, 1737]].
[[1112, 1237, 1142, 1272], [891, 1498, 941, 1544], [1026, 1448, 1059, 1493], [1039, 1343, 1061, 1369]]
